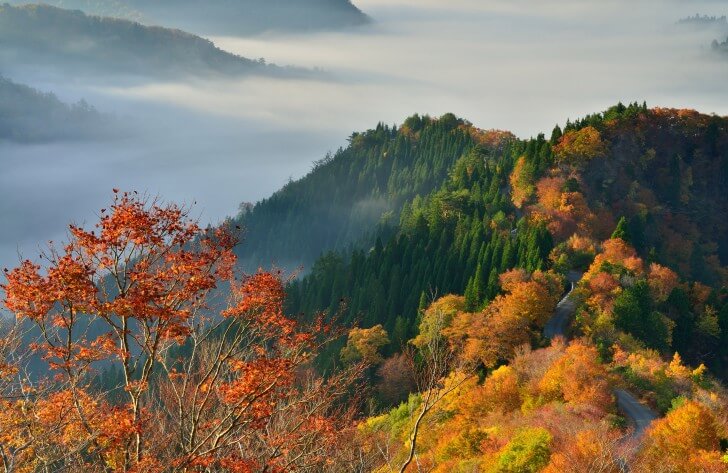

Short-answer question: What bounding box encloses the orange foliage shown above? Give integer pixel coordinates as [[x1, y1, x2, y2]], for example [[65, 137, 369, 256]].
[[568, 234, 597, 254], [647, 263, 679, 303], [529, 175, 597, 241], [536, 176, 566, 210], [587, 272, 621, 313], [584, 238, 644, 282], [544, 428, 623, 473], [461, 366, 522, 417], [447, 271, 562, 367], [538, 341, 612, 409], [637, 400, 725, 472], [468, 128, 516, 149], [499, 268, 530, 292], [1, 192, 353, 472]]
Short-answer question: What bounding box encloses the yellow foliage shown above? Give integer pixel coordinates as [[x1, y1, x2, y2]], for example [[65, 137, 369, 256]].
[[510, 156, 535, 207], [553, 126, 608, 164], [340, 324, 389, 365], [538, 341, 612, 408], [412, 295, 466, 349]]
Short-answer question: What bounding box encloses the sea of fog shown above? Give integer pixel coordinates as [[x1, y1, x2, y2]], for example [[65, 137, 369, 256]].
[[1, 0, 728, 275]]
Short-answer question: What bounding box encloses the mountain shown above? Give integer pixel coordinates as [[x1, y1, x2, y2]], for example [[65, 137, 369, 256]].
[[283, 105, 728, 470], [0, 75, 111, 142], [230, 105, 728, 377], [0, 4, 301, 79], [4, 0, 369, 35]]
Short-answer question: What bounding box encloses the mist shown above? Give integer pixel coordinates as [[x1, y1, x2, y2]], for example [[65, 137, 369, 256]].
[[2, 0, 728, 275]]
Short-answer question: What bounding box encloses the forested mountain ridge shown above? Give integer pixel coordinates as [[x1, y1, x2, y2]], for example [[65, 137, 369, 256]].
[[234, 114, 514, 271], [0, 75, 111, 142], [0, 4, 301, 79], [319, 105, 728, 471], [3, 0, 369, 35], [266, 104, 728, 378]]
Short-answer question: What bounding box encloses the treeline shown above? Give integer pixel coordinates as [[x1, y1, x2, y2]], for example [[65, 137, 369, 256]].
[[713, 36, 728, 53], [677, 14, 728, 26]]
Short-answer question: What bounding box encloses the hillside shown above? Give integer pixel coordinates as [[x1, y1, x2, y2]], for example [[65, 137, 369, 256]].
[[0, 75, 110, 142], [227, 105, 728, 376], [276, 105, 728, 371], [0, 4, 299, 79], [280, 105, 728, 471], [3, 0, 369, 35], [234, 115, 514, 271]]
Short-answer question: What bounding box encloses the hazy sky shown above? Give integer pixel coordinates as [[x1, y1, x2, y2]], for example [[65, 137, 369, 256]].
[[1, 0, 727, 273]]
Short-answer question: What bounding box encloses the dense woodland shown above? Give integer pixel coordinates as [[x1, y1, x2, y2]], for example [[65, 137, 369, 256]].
[[4, 0, 368, 35], [275, 105, 728, 378], [233, 114, 512, 271], [0, 76, 110, 142], [0, 4, 301, 79], [2, 106, 728, 472], [284, 132, 554, 352]]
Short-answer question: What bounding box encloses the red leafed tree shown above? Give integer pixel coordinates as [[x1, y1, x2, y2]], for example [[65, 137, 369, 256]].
[[2, 191, 359, 472]]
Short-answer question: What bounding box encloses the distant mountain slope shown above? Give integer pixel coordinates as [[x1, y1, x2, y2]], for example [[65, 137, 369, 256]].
[[0, 76, 110, 142], [128, 0, 370, 35], [0, 4, 300, 79], [4, 0, 369, 35]]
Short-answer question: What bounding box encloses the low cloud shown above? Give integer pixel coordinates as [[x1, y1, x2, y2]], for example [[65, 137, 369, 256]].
[[2, 0, 727, 273]]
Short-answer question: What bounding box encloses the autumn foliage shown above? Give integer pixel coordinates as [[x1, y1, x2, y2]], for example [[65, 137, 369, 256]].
[[1, 192, 358, 472], [444, 269, 563, 368], [553, 126, 607, 164]]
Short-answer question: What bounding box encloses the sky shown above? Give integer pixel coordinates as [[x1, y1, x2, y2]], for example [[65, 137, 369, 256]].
[[1, 0, 727, 274]]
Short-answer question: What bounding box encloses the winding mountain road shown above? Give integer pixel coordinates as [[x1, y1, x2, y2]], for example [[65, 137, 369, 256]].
[[543, 271, 658, 439], [543, 271, 580, 339], [614, 389, 658, 438]]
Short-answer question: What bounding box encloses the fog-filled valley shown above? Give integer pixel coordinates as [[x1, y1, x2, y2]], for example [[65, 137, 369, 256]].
[[3, 1, 728, 471], [1, 0, 727, 275]]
